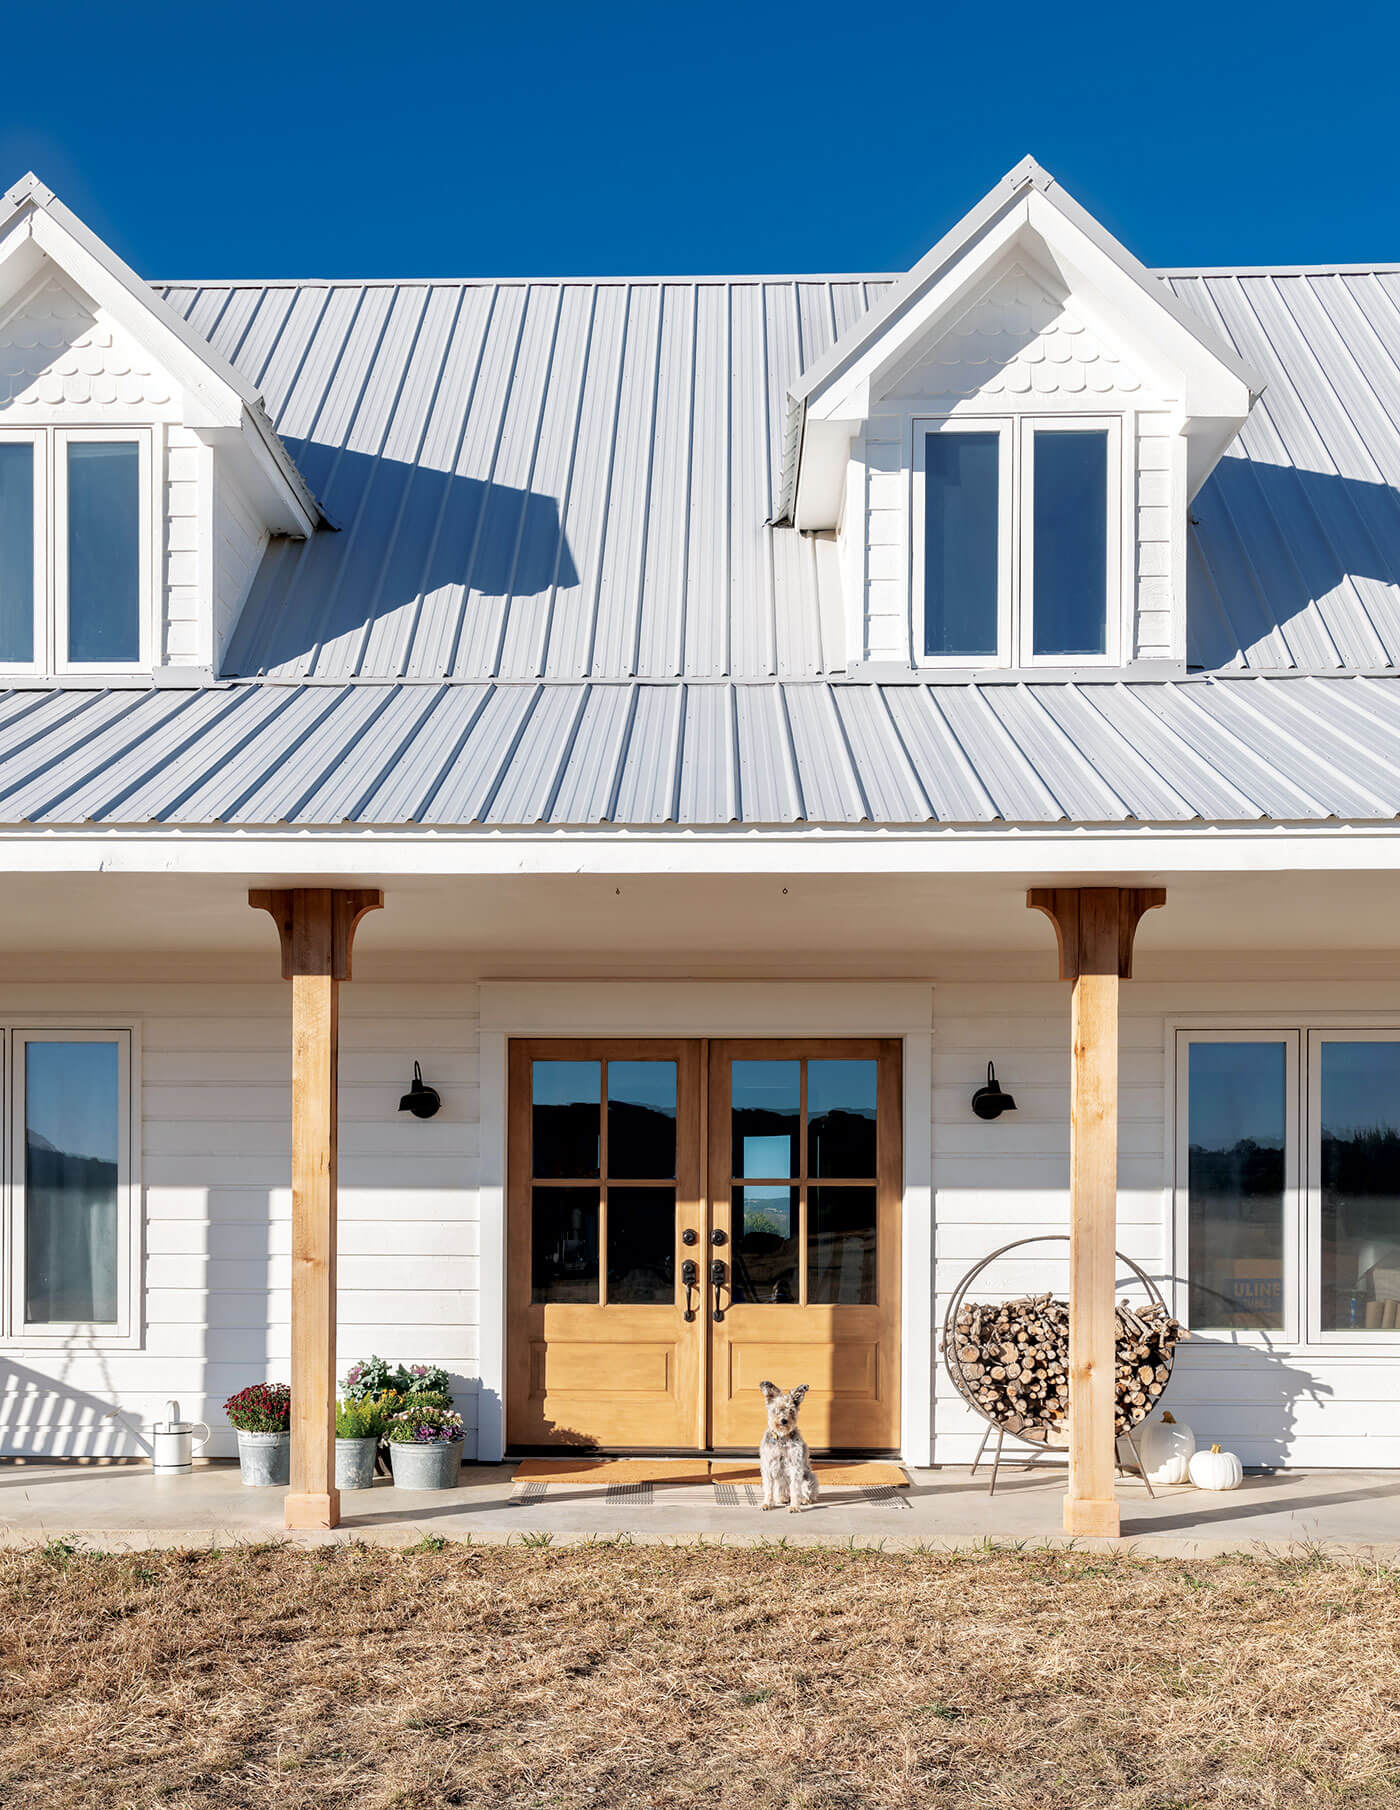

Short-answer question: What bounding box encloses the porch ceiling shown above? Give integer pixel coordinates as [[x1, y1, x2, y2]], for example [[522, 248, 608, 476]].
[[0, 868, 1397, 980]]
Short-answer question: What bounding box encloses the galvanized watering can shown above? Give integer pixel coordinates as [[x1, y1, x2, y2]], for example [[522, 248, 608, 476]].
[[150, 1400, 210, 1474]]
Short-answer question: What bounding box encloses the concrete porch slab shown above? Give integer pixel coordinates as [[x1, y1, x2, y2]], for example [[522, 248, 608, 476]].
[[2, 1460, 1398, 1558]]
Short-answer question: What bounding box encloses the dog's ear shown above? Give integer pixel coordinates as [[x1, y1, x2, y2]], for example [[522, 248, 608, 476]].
[[759, 1380, 779, 1401], [790, 1384, 809, 1408]]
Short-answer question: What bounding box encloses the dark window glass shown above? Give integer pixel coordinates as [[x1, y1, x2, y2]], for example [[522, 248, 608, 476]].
[[924, 430, 999, 658], [607, 1061, 676, 1179], [1319, 1041, 1400, 1332], [0, 442, 34, 663], [25, 1041, 119, 1323], [531, 1186, 599, 1302], [809, 1186, 877, 1304], [1032, 429, 1108, 657], [1187, 1042, 1285, 1329], [532, 1060, 600, 1178], [607, 1186, 675, 1304], [808, 1059, 877, 1178], [731, 1185, 798, 1304], [67, 441, 140, 664], [731, 1060, 799, 1180]]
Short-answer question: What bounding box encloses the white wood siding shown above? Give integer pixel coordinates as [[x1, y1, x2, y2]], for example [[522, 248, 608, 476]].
[[0, 982, 481, 1462], [932, 981, 1400, 1471]]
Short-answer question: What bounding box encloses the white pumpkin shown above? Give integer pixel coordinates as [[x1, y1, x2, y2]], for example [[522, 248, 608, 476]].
[[1123, 1410, 1195, 1485], [1188, 1443, 1244, 1491]]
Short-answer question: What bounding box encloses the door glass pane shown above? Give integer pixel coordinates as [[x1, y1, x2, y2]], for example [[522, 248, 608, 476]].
[[0, 442, 34, 663], [1032, 429, 1107, 657], [731, 1185, 798, 1303], [809, 1186, 877, 1304], [1319, 1041, 1400, 1331], [607, 1186, 675, 1304], [1187, 1041, 1286, 1329], [532, 1060, 600, 1178], [25, 1041, 119, 1324], [731, 1060, 799, 1179], [531, 1186, 599, 1302], [808, 1059, 877, 1177], [67, 441, 141, 664], [607, 1061, 676, 1179], [924, 430, 999, 658]]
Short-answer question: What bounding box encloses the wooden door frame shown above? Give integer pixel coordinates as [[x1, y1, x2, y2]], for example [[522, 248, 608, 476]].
[[505, 1033, 903, 1455], [479, 979, 936, 1467]]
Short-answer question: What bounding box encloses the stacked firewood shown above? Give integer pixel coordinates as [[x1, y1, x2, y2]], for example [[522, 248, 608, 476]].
[[945, 1292, 1189, 1441]]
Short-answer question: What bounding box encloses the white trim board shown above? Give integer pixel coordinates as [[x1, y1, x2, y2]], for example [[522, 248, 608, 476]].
[[477, 981, 935, 1466]]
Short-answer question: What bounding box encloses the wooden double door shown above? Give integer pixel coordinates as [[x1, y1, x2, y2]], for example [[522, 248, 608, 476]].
[[507, 1039, 901, 1453]]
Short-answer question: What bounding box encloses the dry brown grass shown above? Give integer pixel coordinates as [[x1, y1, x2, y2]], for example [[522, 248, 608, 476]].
[[1, 1539, 1398, 1808]]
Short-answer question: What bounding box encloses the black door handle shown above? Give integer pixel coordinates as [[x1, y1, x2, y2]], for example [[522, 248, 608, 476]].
[[710, 1258, 727, 1322], [681, 1259, 699, 1321]]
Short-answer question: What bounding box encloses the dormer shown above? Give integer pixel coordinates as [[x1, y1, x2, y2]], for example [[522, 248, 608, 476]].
[[777, 159, 1263, 675], [0, 174, 319, 683]]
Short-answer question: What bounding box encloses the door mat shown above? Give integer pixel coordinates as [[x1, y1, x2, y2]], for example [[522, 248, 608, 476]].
[[511, 1458, 714, 1487], [709, 1461, 910, 1490]]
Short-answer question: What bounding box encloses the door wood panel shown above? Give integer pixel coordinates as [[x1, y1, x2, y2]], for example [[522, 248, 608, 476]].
[[506, 1037, 901, 1453]]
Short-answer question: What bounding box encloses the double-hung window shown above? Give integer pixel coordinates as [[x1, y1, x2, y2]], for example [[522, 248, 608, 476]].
[[0, 428, 150, 673], [1176, 1028, 1400, 1344], [2, 1028, 138, 1345], [916, 416, 1119, 667]]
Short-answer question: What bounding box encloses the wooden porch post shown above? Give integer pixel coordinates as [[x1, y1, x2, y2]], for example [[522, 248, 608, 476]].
[[1027, 886, 1164, 1538], [250, 887, 383, 1530]]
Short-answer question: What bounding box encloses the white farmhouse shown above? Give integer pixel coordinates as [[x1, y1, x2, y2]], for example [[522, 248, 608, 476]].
[[1, 160, 1398, 1534]]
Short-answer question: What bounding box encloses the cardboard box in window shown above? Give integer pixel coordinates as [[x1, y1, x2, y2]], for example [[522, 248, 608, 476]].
[[1226, 1258, 1284, 1321]]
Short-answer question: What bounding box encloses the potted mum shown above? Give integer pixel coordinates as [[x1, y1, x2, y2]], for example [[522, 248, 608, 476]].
[[335, 1396, 390, 1491], [386, 1402, 464, 1490], [224, 1382, 291, 1486]]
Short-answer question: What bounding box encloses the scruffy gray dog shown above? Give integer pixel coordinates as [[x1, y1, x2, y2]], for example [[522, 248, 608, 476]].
[[758, 1380, 819, 1512]]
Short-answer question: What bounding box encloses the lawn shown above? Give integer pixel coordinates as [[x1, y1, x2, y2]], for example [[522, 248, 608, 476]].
[[2, 1540, 1398, 1808]]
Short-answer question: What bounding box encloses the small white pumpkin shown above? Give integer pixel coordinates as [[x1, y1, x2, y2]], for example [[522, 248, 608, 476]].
[[1123, 1410, 1195, 1485], [1188, 1443, 1244, 1491]]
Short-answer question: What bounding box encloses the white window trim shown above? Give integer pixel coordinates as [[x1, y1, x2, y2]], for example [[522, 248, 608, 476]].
[[1169, 1019, 1400, 1354], [1305, 1028, 1400, 1349], [911, 416, 1012, 670], [0, 426, 154, 677], [53, 428, 154, 675], [0, 427, 47, 675], [909, 412, 1126, 671], [2, 1023, 142, 1349]]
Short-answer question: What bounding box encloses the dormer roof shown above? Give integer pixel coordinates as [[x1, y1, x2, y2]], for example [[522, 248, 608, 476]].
[[0, 173, 322, 536], [776, 157, 1266, 530]]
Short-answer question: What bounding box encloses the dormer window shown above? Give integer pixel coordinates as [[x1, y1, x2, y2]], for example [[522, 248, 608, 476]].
[[916, 416, 1120, 667], [0, 427, 150, 672]]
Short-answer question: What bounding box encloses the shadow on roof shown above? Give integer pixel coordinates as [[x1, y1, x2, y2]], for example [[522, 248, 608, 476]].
[[226, 445, 580, 677], [1190, 458, 1400, 670]]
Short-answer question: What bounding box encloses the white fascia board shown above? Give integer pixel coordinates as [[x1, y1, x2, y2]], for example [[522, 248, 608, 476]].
[[2, 826, 1400, 880], [201, 415, 319, 539]]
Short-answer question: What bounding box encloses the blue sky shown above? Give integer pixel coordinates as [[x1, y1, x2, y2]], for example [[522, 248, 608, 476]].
[[3, 1, 1397, 280]]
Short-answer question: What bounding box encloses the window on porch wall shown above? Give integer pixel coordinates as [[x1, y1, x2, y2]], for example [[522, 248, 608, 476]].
[[1, 1029, 135, 1342], [1178, 1029, 1400, 1343]]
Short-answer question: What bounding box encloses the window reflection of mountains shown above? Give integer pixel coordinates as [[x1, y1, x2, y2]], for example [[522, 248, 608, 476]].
[[732, 1105, 876, 1177], [26, 1131, 117, 1193]]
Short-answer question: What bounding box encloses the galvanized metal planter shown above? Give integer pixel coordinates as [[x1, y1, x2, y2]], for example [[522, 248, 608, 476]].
[[335, 1436, 380, 1491], [388, 1440, 462, 1490], [236, 1430, 290, 1487]]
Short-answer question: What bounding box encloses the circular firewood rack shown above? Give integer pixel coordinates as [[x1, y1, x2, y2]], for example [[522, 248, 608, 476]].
[[940, 1234, 1176, 1495]]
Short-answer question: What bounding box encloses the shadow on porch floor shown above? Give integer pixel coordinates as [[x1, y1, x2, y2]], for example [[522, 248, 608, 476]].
[[3, 1460, 1399, 1556]]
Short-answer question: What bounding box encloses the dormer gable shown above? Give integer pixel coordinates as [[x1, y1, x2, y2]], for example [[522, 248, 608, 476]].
[[778, 159, 1263, 675], [0, 174, 320, 680]]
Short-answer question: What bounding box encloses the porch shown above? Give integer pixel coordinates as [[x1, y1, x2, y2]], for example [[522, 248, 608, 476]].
[[4, 1458, 1399, 1556]]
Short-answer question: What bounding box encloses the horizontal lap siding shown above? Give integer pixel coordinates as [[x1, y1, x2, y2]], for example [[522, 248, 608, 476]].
[[0, 982, 481, 1463], [931, 980, 1400, 1469]]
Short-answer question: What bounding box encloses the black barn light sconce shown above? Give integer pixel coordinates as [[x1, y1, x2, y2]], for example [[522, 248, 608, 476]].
[[970, 1061, 1016, 1121], [399, 1061, 441, 1120]]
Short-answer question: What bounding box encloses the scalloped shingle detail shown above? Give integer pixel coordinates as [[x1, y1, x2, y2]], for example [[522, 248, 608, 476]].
[[0, 277, 172, 408], [898, 265, 1143, 399]]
